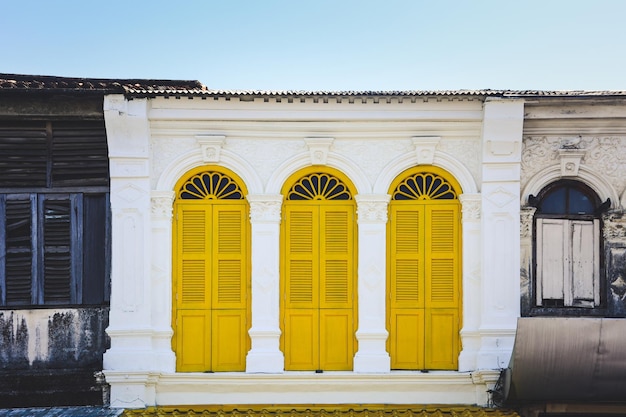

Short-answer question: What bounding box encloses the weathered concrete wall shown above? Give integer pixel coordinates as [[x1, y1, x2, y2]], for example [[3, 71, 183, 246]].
[[0, 307, 110, 406]]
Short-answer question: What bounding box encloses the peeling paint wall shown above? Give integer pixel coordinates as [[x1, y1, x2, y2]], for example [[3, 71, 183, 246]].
[[0, 307, 109, 370]]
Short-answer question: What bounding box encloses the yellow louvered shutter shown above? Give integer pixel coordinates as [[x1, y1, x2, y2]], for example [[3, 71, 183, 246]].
[[211, 204, 248, 371], [388, 168, 461, 371], [320, 206, 354, 370], [389, 206, 425, 369], [425, 204, 459, 369], [176, 205, 211, 371], [284, 206, 319, 370], [173, 170, 250, 373]]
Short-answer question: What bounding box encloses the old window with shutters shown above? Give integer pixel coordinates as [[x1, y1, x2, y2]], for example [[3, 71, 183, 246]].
[[281, 169, 357, 371], [387, 166, 461, 370], [0, 121, 110, 307], [172, 168, 250, 372], [533, 180, 604, 309]]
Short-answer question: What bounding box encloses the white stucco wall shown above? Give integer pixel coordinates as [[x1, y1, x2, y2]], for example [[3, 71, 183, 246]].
[[102, 93, 524, 408]]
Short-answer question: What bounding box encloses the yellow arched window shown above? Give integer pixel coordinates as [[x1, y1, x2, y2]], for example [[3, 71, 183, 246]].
[[281, 168, 357, 371], [387, 166, 462, 370], [172, 168, 250, 372]]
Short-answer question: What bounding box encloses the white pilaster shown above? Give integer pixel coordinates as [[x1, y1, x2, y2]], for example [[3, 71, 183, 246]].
[[353, 194, 391, 373], [477, 98, 524, 370], [103, 95, 160, 407], [149, 190, 176, 371], [457, 193, 482, 372], [246, 194, 285, 373]]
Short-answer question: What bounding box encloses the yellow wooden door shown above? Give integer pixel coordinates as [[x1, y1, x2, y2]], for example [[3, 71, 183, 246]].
[[173, 170, 249, 372], [388, 168, 461, 370], [282, 171, 356, 371]]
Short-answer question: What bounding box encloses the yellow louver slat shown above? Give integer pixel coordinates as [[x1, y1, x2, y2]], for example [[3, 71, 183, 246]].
[[395, 211, 419, 253], [325, 211, 348, 253], [182, 210, 206, 253], [430, 259, 454, 303], [217, 260, 241, 303], [430, 209, 454, 252], [324, 260, 348, 303], [395, 259, 419, 302], [218, 210, 242, 253], [290, 211, 314, 253], [181, 260, 206, 304], [289, 260, 314, 303]]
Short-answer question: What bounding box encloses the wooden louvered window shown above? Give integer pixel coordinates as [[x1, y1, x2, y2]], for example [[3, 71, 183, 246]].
[[0, 120, 110, 308], [282, 170, 356, 371], [173, 170, 250, 372], [532, 180, 605, 310], [388, 167, 461, 370]]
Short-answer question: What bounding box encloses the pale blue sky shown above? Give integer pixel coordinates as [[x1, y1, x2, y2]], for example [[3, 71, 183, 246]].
[[2, 0, 625, 91]]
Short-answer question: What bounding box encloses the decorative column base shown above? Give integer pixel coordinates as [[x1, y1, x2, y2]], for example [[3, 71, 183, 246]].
[[353, 331, 390, 373], [246, 327, 284, 373]]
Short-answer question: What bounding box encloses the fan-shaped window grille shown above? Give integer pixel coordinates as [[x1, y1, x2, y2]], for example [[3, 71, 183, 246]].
[[286, 173, 352, 201], [178, 172, 244, 200], [392, 172, 457, 201]]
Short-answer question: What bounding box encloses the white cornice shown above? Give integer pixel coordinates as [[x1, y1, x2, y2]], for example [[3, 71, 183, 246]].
[[149, 120, 482, 139]]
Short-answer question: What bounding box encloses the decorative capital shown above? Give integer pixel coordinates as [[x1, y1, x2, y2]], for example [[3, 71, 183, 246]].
[[248, 194, 283, 223], [520, 206, 537, 239], [304, 137, 334, 165], [355, 194, 391, 224], [459, 193, 481, 222], [412, 136, 440, 165], [196, 134, 226, 163], [151, 191, 175, 219]]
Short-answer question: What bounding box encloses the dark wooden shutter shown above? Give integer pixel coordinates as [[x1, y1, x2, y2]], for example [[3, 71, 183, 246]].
[[4, 198, 35, 304], [51, 121, 109, 187], [82, 194, 108, 304], [42, 197, 73, 303], [0, 122, 48, 188]]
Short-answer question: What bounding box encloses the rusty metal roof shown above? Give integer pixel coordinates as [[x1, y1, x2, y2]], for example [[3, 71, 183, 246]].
[[0, 73, 203, 95]]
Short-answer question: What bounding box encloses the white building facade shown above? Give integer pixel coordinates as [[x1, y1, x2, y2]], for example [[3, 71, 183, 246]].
[[100, 89, 533, 408]]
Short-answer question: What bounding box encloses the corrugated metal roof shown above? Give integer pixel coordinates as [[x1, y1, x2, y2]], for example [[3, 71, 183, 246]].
[[0, 407, 123, 417], [122, 406, 519, 417], [3, 73, 626, 100]]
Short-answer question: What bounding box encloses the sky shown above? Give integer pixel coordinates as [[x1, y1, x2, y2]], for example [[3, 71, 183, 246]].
[[2, 0, 626, 92]]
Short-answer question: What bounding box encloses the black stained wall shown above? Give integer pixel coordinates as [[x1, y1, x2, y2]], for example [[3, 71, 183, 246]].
[[0, 307, 110, 407]]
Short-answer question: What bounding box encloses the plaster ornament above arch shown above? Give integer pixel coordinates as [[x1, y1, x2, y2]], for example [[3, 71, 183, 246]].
[[155, 147, 264, 194], [558, 149, 586, 177], [266, 151, 371, 195], [304, 137, 334, 165], [373, 149, 477, 195], [412, 136, 440, 165], [521, 164, 620, 209], [196, 134, 226, 163]]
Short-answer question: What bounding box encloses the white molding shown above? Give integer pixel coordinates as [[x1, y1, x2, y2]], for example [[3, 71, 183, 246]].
[[522, 164, 619, 208], [266, 151, 371, 194], [373, 150, 478, 194], [155, 148, 264, 194]]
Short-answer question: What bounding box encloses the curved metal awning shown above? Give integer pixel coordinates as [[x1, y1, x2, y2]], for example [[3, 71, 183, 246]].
[[505, 317, 626, 402]]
